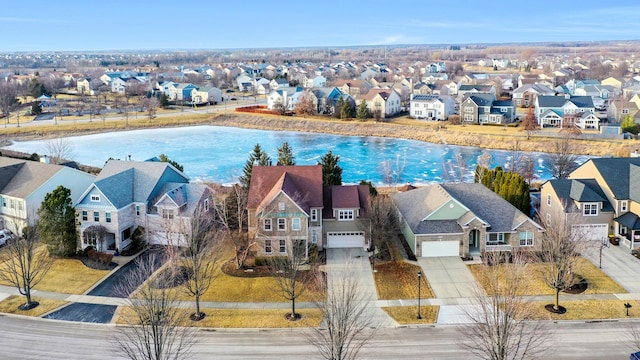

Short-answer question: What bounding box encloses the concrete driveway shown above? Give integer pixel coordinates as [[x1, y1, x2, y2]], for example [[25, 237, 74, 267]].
[[325, 248, 396, 328], [418, 257, 478, 299], [418, 257, 479, 325], [583, 243, 640, 294]]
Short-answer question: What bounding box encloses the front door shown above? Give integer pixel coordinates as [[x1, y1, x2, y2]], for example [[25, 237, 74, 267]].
[[469, 229, 480, 252]]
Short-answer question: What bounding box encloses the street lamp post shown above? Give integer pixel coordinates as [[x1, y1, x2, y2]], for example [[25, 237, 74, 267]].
[[417, 271, 422, 320]]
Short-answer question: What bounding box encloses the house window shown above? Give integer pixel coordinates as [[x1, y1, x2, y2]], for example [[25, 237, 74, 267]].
[[136, 205, 140, 216], [338, 210, 354, 221], [547, 213, 551, 225], [263, 218, 272, 231], [278, 218, 286, 230], [279, 239, 286, 253], [9, 199, 15, 209], [17, 201, 23, 211], [547, 194, 551, 206], [93, 211, 99, 222], [311, 209, 318, 222], [278, 202, 285, 211], [265, 239, 272, 254], [105, 212, 111, 223], [83, 232, 98, 246], [464, 114, 474, 122], [583, 203, 598, 216], [91, 195, 100, 202], [82, 210, 88, 221], [622, 109, 630, 115], [312, 229, 318, 244], [464, 107, 473, 113], [486, 233, 505, 245], [621, 201, 628, 212], [519, 231, 534, 246], [204, 199, 209, 212], [162, 209, 174, 219], [0, 196, 5, 207], [500, 107, 507, 112], [621, 225, 629, 236], [292, 218, 301, 231]]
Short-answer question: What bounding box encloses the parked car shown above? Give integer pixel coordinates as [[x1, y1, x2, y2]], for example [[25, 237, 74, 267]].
[[0, 229, 14, 246]]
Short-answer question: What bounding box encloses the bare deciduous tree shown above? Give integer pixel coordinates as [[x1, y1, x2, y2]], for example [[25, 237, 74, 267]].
[[214, 184, 255, 270], [380, 150, 407, 190], [114, 253, 197, 360], [141, 97, 160, 121], [180, 206, 222, 321], [43, 138, 75, 164], [0, 225, 53, 310], [459, 251, 549, 360], [0, 80, 20, 127], [538, 212, 589, 313], [308, 266, 375, 360], [549, 136, 579, 179], [268, 241, 317, 321], [369, 195, 400, 263]]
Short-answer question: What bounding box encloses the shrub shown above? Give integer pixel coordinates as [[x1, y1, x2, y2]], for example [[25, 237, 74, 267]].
[[86, 248, 113, 265]]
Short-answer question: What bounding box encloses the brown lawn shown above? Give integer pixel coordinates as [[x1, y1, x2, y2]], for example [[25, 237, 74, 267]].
[[374, 260, 435, 300], [468, 257, 626, 296], [0, 295, 67, 317]]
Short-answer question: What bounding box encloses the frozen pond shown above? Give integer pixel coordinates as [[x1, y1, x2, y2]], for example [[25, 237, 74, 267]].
[[4, 125, 590, 185]]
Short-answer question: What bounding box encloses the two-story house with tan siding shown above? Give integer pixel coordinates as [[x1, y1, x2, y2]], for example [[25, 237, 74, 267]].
[[75, 159, 212, 252], [247, 165, 371, 257], [572, 158, 640, 248], [539, 178, 614, 242]]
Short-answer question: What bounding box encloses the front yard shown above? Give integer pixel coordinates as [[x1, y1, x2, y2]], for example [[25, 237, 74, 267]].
[[0, 295, 67, 317], [373, 260, 435, 300], [468, 257, 626, 296]]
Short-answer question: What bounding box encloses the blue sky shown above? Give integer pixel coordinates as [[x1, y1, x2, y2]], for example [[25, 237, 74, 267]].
[[1, 1, 639, 52]]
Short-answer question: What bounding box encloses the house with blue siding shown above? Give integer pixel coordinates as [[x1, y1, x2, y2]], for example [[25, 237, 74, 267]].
[[74, 159, 212, 252]]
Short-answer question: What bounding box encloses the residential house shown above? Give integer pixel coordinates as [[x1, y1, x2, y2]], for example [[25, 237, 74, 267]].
[[459, 93, 515, 124], [0, 157, 95, 232], [191, 85, 222, 105], [601, 77, 624, 91], [356, 88, 402, 119], [169, 83, 197, 102], [312, 87, 351, 115], [607, 99, 640, 123], [540, 157, 640, 249], [409, 94, 455, 120], [111, 77, 127, 94], [247, 166, 323, 257], [270, 78, 290, 90], [393, 183, 543, 258], [75, 159, 212, 252], [247, 165, 371, 256], [235, 73, 253, 91], [512, 83, 555, 108], [457, 84, 496, 101], [256, 82, 271, 95], [333, 79, 373, 97], [304, 75, 327, 89], [77, 77, 92, 95], [535, 95, 596, 128]]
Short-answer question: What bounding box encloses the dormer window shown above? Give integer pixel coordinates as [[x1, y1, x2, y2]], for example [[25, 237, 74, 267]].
[[583, 203, 598, 216], [338, 210, 354, 221]]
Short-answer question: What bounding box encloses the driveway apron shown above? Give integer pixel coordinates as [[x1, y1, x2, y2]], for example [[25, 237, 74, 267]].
[[325, 248, 396, 328]]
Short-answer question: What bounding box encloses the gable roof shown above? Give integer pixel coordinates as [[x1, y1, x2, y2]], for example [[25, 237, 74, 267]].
[[393, 183, 538, 235], [0, 157, 66, 198], [248, 166, 323, 214], [579, 158, 640, 201], [322, 185, 370, 219], [94, 160, 189, 209], [537, 95, 594, 108], [546, 178, 613, 212]]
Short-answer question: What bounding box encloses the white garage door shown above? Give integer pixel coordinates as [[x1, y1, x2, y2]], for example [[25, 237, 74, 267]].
[[326, 232, 365, 248], [421, 241, 459, 257]]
